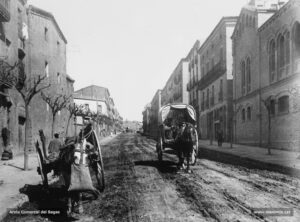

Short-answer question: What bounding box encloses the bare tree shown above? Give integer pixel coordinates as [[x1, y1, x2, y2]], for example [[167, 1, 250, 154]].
[[41, 92, 71, 138], [261, 96, 274, 155], [65, 103, 84, 136], [13, 69, 50, 170], [230, 104, 242, 148]]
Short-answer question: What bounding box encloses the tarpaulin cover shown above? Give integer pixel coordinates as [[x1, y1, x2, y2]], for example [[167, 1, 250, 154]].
[[159, 104, 196, 125]]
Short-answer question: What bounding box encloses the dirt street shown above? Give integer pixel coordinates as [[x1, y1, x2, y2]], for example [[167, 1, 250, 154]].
[[4, 133, 300, 222]]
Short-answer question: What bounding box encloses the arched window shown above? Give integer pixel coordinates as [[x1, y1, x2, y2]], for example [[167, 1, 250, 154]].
[[241, 61, 246, 95], [242, 109, 246, 122], [269, 39, 276, 82], [285, 31, 290, 74], [246, 57, 251, 92], [277, 34, 285, 79], [278, 95, 289, 114], [247, 107, 251, 120], [293, 22, 300, 72]]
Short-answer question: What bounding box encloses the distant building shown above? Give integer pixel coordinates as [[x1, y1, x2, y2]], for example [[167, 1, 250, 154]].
[[148, 90, 161, 139], [186, 41, 200, 130], [74, 85, 122, 135], [197, 17, 237, 142], [232, 0, 300, 150], [161, 58, 189, 106]]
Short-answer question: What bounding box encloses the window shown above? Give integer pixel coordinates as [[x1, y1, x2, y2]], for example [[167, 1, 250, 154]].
[[219, 79, 223, 101], [202, 92, 205, 110], [278, 96, 289, 114], [220, 48, 223, 63], [246, 57, 251, 92], [277, 34, 285, 79], [206, 88, 209, 109], [242, 109, 246, 122], [247, 107, 251, 120], [211, 85, 214, 106], [84, 103, 89, 111], [45, 62, 49, 77], [57, 73, 60, 84], [57, 41, 60, 53], [97, 105, 102, 114], [293, 22, 300, 71], [270, 99, 275, 115], [285, 32, 290, 73], [269, 40, 276, 82], [44, 27, 48, 41], [241, 61, 246, 95]]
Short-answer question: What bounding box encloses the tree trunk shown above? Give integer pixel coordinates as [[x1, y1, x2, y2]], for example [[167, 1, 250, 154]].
[[65, 114, 72, 137], [24, 104, 32, 170], [268, 110, 271, 155], [51, 114, 56, 138]]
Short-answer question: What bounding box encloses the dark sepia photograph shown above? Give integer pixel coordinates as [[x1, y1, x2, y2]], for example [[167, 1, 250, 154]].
[[0, 0, 299, 221]]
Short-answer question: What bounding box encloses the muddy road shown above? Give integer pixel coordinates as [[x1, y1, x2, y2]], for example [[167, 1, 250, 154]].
[[4, 133, 300, 222]]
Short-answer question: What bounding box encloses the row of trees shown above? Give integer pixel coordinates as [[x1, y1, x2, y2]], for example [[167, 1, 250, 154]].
[[1, 61, 120, 170]]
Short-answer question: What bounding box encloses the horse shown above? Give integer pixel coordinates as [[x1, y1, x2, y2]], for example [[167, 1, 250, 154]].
[[174, 122, 196, 173]]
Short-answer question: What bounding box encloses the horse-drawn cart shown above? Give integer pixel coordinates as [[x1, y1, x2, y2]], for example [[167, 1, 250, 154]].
[[156, 104, 199, 167], [36, 125, 105, 192]]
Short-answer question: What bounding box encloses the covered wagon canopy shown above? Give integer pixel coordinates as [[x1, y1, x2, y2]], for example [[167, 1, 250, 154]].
[[159, 104, 196, 125]]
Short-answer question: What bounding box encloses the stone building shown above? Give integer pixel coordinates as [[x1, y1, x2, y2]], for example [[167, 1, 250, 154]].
[[27, 5, 74, 140], [142, 103, 151, 135], [197, 17, 237, 141], [161, 58, 189, 106], [0, 1, 74, 156], [148, 90, 161, 139], [74, 85, 122, 135], [0, 0, 29, 155], [186, 41, 200, 128], [232, 0, 299, 150]]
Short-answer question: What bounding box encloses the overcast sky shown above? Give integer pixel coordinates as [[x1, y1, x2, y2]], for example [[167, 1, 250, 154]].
[[28, 0, 247, 121]]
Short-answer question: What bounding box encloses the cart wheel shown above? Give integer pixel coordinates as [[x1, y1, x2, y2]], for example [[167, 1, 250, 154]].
[[157, 138, 163, 162], [191, 129, 199, 166], [92, 132, 105, 192], [95, 161, 105, 192], [35, 141, 48, 187]]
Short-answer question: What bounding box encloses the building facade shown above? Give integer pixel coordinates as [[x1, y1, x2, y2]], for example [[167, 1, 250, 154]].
[[186, 41, 200, 129], [0, 1, 74, 156], [232, 0, 299, 150], [161, 58, 189, 106], [74, 85, 122, 135], [27, 5, 73, 140], [197, 17, 237, 142], [148, 90, 161, 139], [142, 103, 151, 135], [0, 0, 29, 155]]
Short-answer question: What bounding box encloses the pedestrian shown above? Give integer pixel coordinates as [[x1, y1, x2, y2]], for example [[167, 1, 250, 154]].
[[1, 127, 13, 160], [48, 133, 62, 175], [217, 129, 223, 147]]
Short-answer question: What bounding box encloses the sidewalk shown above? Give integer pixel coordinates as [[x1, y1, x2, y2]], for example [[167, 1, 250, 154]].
[[198, 139, 300, 178], [0, 134, 118, 221]]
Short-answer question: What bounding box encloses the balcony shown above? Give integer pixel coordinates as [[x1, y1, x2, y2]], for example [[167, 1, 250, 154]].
[[198, 62, 226, 90], [0, 0, 10, 22]]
